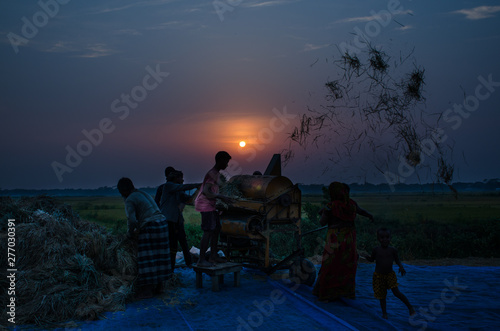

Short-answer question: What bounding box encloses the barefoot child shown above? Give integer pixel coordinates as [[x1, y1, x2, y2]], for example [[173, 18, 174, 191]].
[[364, 227, 415, 319]]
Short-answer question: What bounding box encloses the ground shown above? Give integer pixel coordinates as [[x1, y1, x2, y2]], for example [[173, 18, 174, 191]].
[[401, 257, 500, 267], [308, 255, 500, 267]]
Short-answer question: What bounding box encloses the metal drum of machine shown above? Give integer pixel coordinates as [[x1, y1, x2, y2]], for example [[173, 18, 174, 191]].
[[219, 172, 307, 277]]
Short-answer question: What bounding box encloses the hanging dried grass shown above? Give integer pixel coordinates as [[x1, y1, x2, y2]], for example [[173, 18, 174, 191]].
[[283, 43, 455, 193]]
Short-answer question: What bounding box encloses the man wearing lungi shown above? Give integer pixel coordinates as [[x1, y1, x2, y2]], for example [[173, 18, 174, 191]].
[[118, 177, 172, 299]]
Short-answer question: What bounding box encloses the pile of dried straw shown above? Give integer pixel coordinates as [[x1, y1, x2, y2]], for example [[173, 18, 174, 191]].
[[0, 196, 137, 327]]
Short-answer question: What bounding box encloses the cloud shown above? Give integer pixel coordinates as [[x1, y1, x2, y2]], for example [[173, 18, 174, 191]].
[[336, 10, 413, 24], [145, 20, 184, 30], [244, 0, 302, 8], [93, 0, 177, 14], [396, 24, 414, 31], [113, 29, 143, 36], [44, 41, 115, 58], [44, 41, 116, 58], [452, 6, 500, 20], [144, 19, 205, 31], [44, 41, 78, 53], [77, 44, 116, 58], [303, 43, 330, 52]]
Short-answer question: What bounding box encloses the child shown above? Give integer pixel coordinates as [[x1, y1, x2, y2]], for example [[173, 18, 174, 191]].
[[364, 227, 416, 319]]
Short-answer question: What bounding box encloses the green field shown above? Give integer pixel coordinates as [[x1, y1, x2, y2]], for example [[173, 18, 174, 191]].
[[62, 196, 202, 228], [63, 192, 500, 226], [61, 192, 500, 260], [61, 196, 128, 232], [303, 192, 500, 223], [61, 196, 204, 244]]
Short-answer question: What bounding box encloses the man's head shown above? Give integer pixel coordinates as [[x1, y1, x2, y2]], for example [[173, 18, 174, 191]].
[[117, 177, 134, 198], [164, 166, 175, 179], [167, 170, 184, 184], [215, 151, 231, 170]]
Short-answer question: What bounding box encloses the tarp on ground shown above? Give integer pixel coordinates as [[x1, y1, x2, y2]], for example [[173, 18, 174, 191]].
[[38, 263, 500, 330]]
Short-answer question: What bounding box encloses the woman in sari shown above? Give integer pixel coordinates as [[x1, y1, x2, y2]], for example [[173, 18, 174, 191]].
[[313, 182, 374, 301]]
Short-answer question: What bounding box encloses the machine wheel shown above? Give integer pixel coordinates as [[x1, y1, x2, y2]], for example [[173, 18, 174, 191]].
[[289, 258, 317, 286]]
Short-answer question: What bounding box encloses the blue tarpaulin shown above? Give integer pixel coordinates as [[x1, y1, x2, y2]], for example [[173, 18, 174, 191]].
[[39, 262, 500, 330]]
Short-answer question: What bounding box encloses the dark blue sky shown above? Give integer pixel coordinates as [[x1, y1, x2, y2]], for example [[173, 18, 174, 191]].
[[1, 0, 499, 189]]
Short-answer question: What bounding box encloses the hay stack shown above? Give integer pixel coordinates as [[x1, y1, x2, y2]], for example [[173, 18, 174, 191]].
[[0, 196, 137, 327]]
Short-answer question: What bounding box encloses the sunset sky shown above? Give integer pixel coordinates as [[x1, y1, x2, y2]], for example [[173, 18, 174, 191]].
[[1, 0, 499, 190]]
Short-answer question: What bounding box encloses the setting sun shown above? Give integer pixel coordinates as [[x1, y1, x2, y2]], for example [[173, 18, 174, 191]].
[[239, 141, 246, 148]]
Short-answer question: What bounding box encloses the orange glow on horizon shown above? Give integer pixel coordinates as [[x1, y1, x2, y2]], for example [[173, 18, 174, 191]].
[[160, 114, 284, 161]]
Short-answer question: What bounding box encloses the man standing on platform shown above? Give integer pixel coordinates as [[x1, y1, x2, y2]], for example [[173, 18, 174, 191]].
[[195, 151, 233, 267]]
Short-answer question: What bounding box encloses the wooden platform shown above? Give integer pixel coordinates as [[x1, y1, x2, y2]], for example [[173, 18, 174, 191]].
[[192, 262, 243, 292]]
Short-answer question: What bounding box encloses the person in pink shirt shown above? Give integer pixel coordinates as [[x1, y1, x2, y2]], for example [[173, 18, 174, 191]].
[[195, 151, 233, 267]]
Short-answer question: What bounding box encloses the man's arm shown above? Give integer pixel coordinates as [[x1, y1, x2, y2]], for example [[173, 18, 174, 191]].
[[202, 182, 217, 199], [160, 182, 200, 207], [203, 181, 233, 203], [168, 182, 200, 193], [124, 199, 138, 237], [154, 184, 163, 206]]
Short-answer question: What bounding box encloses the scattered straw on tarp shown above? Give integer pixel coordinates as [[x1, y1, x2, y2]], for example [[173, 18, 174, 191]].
[[0, 196, 137, 327]]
